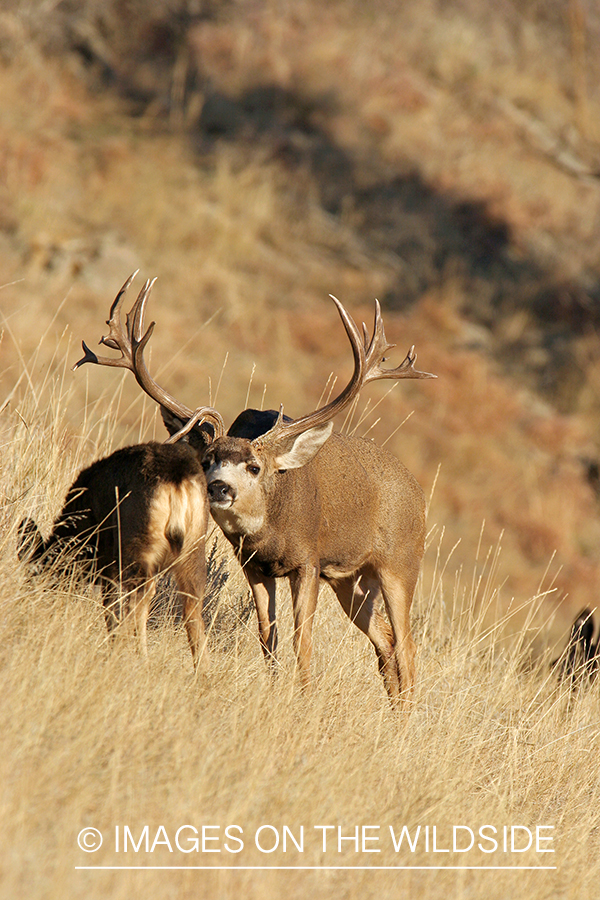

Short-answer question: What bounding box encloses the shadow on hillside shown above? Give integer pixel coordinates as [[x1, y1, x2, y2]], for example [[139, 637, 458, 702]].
[[63, 9, 600, 403], [61, 0, 600, 409], [195, 84, 600, 405]]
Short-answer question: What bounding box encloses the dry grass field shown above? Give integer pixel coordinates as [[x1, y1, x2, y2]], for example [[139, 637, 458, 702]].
[[3, 0, 600, 896], [2, 375, 600, 899]]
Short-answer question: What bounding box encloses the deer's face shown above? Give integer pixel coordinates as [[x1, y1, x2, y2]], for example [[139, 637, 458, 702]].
[[202, 437, 273, 537], [201, 422, 333, 538]]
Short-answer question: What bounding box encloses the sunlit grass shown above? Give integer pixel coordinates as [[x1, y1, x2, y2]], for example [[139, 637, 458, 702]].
[[2, 364, 599, 899]]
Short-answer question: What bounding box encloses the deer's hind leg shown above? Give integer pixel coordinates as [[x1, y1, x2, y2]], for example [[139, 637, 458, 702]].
[[330, 574, 400, 700], [129, 576, 157, 661], [100, 565, 156, 661], [99, 573, 123, 639], [377, 565, 418, 707], [172, 547, 209, 672]]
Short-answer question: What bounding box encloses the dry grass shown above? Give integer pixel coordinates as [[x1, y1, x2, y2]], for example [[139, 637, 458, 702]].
[[2, 372, 600, 900], [2, 7, 600, 893]]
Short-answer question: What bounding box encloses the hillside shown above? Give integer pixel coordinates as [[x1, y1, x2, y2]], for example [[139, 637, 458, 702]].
[[2, 0, 600, 641], [4, 4, 600, 899]]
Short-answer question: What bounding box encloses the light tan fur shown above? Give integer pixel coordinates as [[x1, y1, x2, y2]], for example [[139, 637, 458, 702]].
[[130, 479, 209, 667], [142, 480, 206, 570], [204, 429, 426, 706]]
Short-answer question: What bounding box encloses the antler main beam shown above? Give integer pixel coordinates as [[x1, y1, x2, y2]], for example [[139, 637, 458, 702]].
[[254, 295, 435, 449], [73, 272, 224, 438]]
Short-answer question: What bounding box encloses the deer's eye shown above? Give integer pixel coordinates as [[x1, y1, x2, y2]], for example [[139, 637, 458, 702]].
[[246, 464, 261, 476], [201, 458, 212, 472]]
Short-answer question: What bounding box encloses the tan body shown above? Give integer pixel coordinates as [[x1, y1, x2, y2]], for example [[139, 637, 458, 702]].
[[18, 442, 210, 669], [204, 425, 427, 702]]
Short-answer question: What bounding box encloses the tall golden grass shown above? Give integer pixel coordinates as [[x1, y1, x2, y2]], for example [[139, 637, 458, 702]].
[[2, 349, 599, 900], [3, 6, 600, 891]]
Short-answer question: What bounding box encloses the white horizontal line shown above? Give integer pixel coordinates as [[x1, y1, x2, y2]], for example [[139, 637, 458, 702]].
[[75, 865, 558, 871]]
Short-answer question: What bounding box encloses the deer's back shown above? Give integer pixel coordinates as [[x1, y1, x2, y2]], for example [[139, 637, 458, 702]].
[[244, 431, 426, 579], [44, 442, 207, 576], [313, 432, 426, 572]]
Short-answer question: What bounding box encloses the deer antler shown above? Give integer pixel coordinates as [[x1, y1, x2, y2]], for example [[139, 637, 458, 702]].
[[73, 272, 225, 439], [361, 298, 432, 384], [253, 295, 435, 450]]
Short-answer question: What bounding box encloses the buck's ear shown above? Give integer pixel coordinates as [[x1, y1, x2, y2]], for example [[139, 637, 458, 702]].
[[273, 422, 334, 471], [161, 406, 187, 439]]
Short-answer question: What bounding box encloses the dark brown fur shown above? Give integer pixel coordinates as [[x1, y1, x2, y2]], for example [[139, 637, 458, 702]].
[[18, 441, 209, 668], [553, 608, 600, 689]]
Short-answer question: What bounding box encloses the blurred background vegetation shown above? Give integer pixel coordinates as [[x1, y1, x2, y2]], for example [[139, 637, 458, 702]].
[[2, 0, 600, 639]]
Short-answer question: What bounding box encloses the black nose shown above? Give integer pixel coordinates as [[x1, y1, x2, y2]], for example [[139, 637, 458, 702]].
[[207, 480, 236, 503]]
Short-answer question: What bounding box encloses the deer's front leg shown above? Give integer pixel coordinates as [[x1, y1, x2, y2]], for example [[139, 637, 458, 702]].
[[246, 565, 278, 668], [288, 562, 320, 688]]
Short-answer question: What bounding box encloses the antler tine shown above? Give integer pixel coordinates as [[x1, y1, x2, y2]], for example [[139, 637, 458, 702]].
[[72, 338, 132, 371], [254, 294, 435, 451], [362, 299, 436, 383], [72, 340, 108, 369], [99, 269, 139, 357], [127, 276, 156, 345], [362, 298, 395, 366], [73, 272, 225, 439]]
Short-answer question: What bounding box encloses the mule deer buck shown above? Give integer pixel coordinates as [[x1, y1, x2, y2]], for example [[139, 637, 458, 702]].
[[201, 299, 435, 706], [19, 273, 224, 669], [73, 273, 435, 704]]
